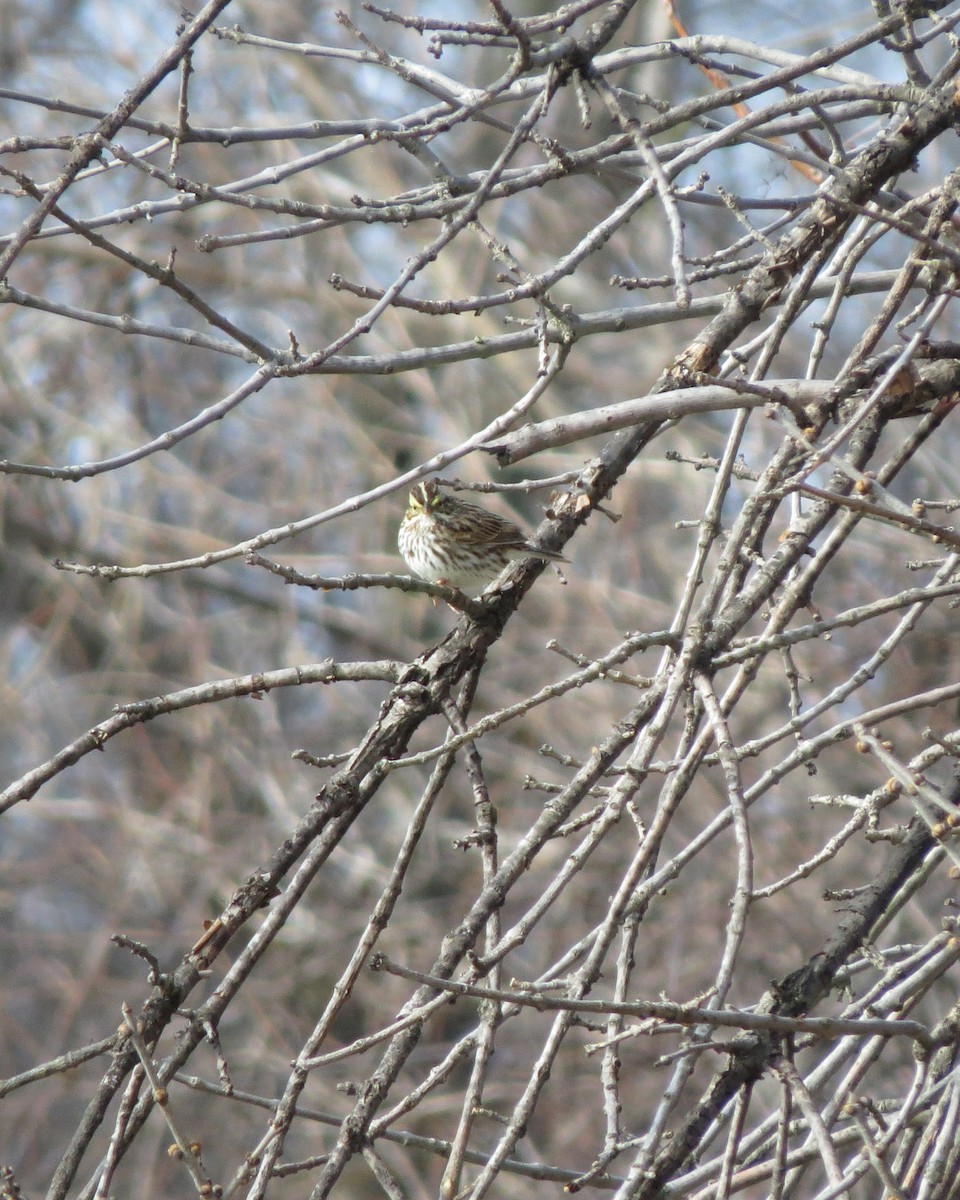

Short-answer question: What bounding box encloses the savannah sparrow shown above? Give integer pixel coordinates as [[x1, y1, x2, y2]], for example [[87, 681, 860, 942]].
[[399, 479, 567, 595]]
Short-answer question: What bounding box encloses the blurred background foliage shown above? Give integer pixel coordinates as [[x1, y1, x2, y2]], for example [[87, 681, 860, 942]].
[[2, 1, 960, 1196]]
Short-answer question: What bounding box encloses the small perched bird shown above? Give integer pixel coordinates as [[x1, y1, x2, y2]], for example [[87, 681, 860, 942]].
[[399, 479, 567, 596]]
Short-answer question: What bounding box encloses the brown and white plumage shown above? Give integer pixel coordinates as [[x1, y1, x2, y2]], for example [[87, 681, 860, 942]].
[[398, 479, 566, 595]]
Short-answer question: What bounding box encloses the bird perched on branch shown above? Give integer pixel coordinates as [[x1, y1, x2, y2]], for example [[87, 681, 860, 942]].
[[399, 479, 567, 596]]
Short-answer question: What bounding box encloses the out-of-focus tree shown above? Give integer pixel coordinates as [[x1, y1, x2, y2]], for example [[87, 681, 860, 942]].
[[3, 2, 960, 1198]]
